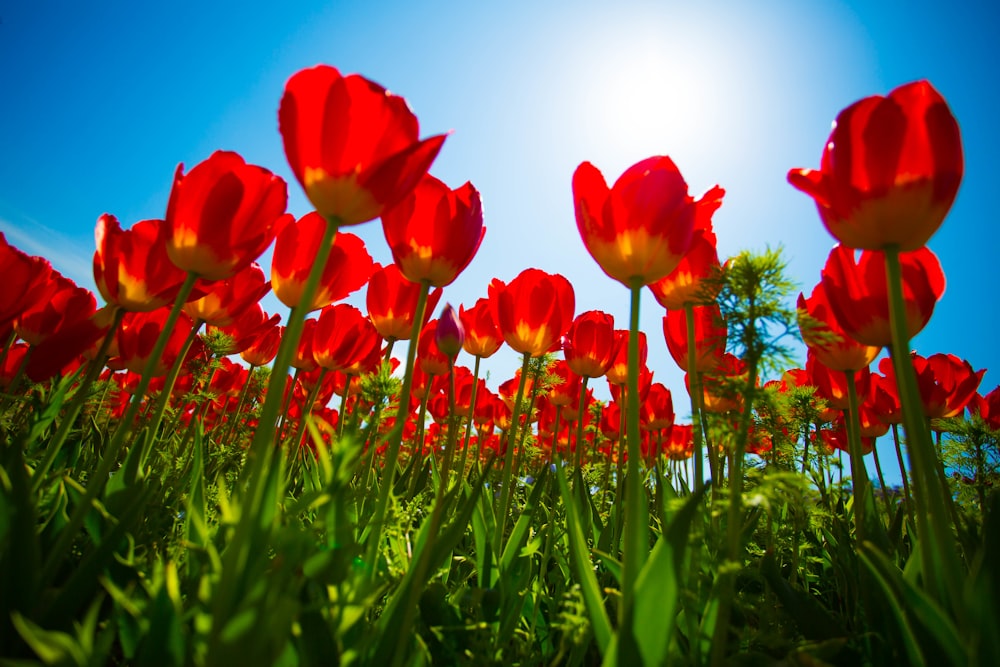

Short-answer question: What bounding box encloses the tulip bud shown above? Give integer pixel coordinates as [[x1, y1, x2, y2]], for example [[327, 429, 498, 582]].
[[436, 304, 465, 359]]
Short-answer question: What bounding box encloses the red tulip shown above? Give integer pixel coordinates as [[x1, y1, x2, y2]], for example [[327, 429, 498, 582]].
[[641, 382, 675, 431], [417, 320, 451, 377], [240, 323, 283, 367], [968, 387, 1000, 432], [869, 369, 903, 426], [489, 268, 575, 357], [665, 424, 694, 460], [906, 352, 985, 419], [546, 360, 582, 408], [648, 218, 723, 310], [117, 309, 201, 377], [459, 297, 503, 358], [291, 318, 318, 372], [788, 80, 963, 251], [663, 304, 726, 373], [272, 212, 374, 311], [366, 263, 442, 341], [573, 155, 723, 286], [165, 150, 290, 280], [1, 233, 54, 329], [313, 304, 383, 375], [208, 305, 281, 356], [16, 273, 96, 346], [820, 244, 945, 348], [382, 175, 485, 287], [806, 349, 870, 412], [697, 352, 747, 414], [278, 65, 445, 226], [604, 330, 646, 387], [184, 262, 271, 327], [562, 310, 619, 378], [797, 282, 880, 372], [94, 215, 198, 312]]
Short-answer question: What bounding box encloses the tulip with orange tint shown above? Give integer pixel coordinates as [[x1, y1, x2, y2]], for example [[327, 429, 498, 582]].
[[562, 310, 618, 378], [820, 245, 944, 348], [382, 175, 485, 287], [788, 80, 963, 251], [1, 233, 54, 329], [313, 304, 383, 375], [278, 65, 445, 226], [366, 263, 442, 341], [416, 319, 452, 377], [272, 212, 374, 311], [241, 323, 284, 367], [117, 309, 201, 377], [663, 304, 726, 373], [573, 155, 724, 286], [165, 150, 290, 281], [797, 282, 880, 372], [459, 297, 503, 359], [641, 382, 675, 432], [489, 268, 575, 358], [648, 195, 724, 310], [94, 215, 198, 312], [906, 352, 984, 419], [604, 330, 646, 388], [185, 262, 271, 327]]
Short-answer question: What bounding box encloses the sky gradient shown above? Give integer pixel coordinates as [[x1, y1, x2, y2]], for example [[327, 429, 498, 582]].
[[2, 0, 998, 481]]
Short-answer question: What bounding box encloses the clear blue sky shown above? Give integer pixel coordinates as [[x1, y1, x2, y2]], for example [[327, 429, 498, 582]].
[[2, 1, 998, 481]]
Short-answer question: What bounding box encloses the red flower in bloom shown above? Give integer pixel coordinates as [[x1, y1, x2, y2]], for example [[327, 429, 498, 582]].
[[788, 80, 963, 251], [94, 215, 197, 312], [417, 320, 451, 377], [665, 424, 694, 461], [117, 309, 201, 377], [806, 349, 870, 412], [820, 244, 945, 348], [1, 233, 53, 329], [797, 282, 880, 372], [1, 343, 29, 390], [278, 65, 446, 226], [648, 192, 725, 310], [291, 318, 319, 372], [573, 155, 724, 286], [489, 268, 575, 357], [184, 262, 271, 327], [562, 310, 618, 378], [600, 401, 622, 442], [459, 297, 503, 359], [905, 352, 985, 419], [968, 387, 1000, 432], [697, 352, 748, 414], [608, 364, 653, 405], [165, 150, 290, 280], [641, 382, 675, 431], [869, 369, 903, 426], [604, 330, 646, 387], [382, 175, 485, 287], [272, 212, 374, 311], [16, 273, 96, 346], [546, 360, 582, 408], [240, 321, 283, 367], [313, 304, 383, 375], [366, 263, 441, 341], [663, 304, 726, 373], [208, 305, 281, 355]]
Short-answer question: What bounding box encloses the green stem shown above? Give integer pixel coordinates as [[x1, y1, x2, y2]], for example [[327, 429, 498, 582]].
[[573, 376, 590, 470], [871, 440, 893, 519], [685, 303, 707, 491], [458, 355, 482, 476], [891, 423, 916, 532], [364, 280, 431, 577], [885, 246, 963, 613], [844, 371, 869, 539], [495, 352, 531, 545]]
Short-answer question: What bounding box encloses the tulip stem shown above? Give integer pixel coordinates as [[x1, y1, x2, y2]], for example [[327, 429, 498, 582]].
[[619, 280, 649, 642], [573, 376, 590, 470], [685, 303, 707, 491], [458, 355, 482, 477], [364, 280, 431, 578], [844, 370, 869, 539], [884, 246, 963, 615], [495, 352, 531, 546], [891, 423, 916, 532]]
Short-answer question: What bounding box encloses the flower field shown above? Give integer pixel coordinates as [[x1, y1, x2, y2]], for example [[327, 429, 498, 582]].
[[1, 66, 998, 666]]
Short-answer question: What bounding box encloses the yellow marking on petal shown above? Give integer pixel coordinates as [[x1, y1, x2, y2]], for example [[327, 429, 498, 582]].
[[304, 167, 380, 225]]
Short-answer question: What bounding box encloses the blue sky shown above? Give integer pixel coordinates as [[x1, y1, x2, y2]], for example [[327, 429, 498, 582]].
[[2, 1, 998, 480]]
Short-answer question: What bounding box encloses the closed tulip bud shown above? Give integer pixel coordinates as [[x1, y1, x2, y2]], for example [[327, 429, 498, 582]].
[[435, 304, 464, 360]]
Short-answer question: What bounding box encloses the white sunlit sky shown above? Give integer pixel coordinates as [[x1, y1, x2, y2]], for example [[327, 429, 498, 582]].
[[2, 1, 998, 484]]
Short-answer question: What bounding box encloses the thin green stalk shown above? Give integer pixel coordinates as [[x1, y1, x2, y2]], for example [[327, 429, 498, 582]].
[[885, 246, 963, 614], [573, 375, 590, 470], [364, 280, 431, 576], [142, 316, 205, 449], [458, 354, 482, 476], [871, 440, 893, 519], [685, 303, 707, 491], [620, 281, 649, 636], [844, 371, 869, 539], [891, 423, 915, 529], [495, 352, 531, 545]]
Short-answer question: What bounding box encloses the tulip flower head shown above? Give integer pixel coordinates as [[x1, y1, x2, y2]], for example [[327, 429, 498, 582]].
[[279, 65, 446, 226], [366, 262, 442, 341], [797, 282, 880, 372], [489, 268, 575, 358], [562, 310, 619, 378], [459, 297, 503, 358], [788, 80, 963, 251], [165, 150, 290, 281], [573, 155, 723, 287], [435, 303, 465, 360]]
